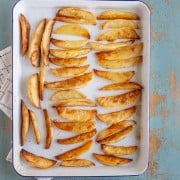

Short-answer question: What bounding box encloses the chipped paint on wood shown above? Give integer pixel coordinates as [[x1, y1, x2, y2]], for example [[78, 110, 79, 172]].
[[169, 71, 180, 98]]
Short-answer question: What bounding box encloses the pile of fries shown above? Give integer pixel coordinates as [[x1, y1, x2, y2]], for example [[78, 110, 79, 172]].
[[19, 7, 142, 168]]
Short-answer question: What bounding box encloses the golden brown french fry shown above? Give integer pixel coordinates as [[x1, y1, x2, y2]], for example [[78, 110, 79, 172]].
[[45, 72, 93, 90], [98, 56, 143, 69], [53, 121, 95, 133], [49, 57, 87, 67], [89, 40, 133, 51], [19, 14, 30, 56], [21, 100, 30, 146], [49, 48, 91, 59], [96, 120, 136, 141], [94, 69, 134, 83], [56, 107, 97, 122], [21, 149, 56, 168], [29, 19, 46, 67], [54, 25, 90, 39], [99, 82, 142, 91], [93, 153, 132, 166], [60, 159, 95, 167], [28, 74, 41, 108], [97, 10, 140, 20], [97, 106, 136, 124], [43, 109, 53, 149], [41, 19, 54, 66], [55, 140, 93, 160], [96, 42, 143, 60], [97, 90, 141, 108], [29, 110, 41, 144], [51, 38, 89, 49], [50, 65, 89, 77], [102, 144, 137, 156], [102, 19, 139, 30], [39, 65, 45, 100], [57, 129, 97, 144]]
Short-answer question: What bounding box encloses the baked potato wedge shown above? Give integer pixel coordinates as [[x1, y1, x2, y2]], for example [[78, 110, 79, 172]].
[[45, 72, 93, 90], [39, 65, 45, 100], [21, 149, 56, 168], [60, 159, 95, 167], [57, 129, 96, 144], [93, 153, 132, 166], [55, 140, 93, 160]]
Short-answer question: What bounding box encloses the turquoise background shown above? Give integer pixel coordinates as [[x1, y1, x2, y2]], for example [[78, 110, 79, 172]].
[[0, 0, 180, 179]]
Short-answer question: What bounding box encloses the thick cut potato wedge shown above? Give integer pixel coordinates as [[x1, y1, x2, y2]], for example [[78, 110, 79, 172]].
[[97, 27, 139, 41], [96, 43, 143, 60], [97, 106, 136, 124], [96, 120, 136, 141], [56, 107, 97, 122], [53, 121, 95, 133], [39, 65, 45, 100], [53, 98, 96, 107], [49, 48, 91, 59], [55, 140, 93, 160], [98, 56, 142, 69], [28, 74, 41, 108], [102, 19, 139, 30], [29, 110, 41, 144], [54, 25, 90, 39], [21, 149, 56, 168], [100, 82, 142, 91], [49, 57, 87, 67], [60, 159, 95, 167], [97, 10, 140, 20], [97, 90, 141, 108], [19, 14, 30, 56], [102, 145, 137, 156], [50, 65, 89, 77], [29, 19, 46, 67], [21, 100, 30, 146], [50, 89, 86, 101], [43, 109, 53, 149], [94, 69, 134, 83], [93, 153, 132, 166], [51, 39, 89, 49], [41, 19, 54, 66], [45, 72, 93, 90], [57, 129, 96, 144], [98, 126, 133, 144], [89, 40, 133, 51]]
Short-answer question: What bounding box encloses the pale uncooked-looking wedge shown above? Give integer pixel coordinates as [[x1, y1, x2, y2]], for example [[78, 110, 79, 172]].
[[93, 153, 132, 166], [100, 82, 142, 91], [29, 19, 46, 67], [97, 10, 140, 20], [51, 39, 89, 49], [45, 72, 93, 90], [57, 129, 96, 144], [55, 140, 93, 160], [50, 89, 86, 101], [97, 27, 139, 41], [97, 106, 136, 124], [96, 43, 143, 60], [96, 120, 136, 141], [102, 145, 137, 156], [53, 121, 95, 133], [39, 65, 45, 100], [60, 159, 95, 167], [97, 90, 141, 108], [54, 25, 90, 39], [50, 48, 91, 59], [50, 65, 89, 77], [98, 56, 142, 69], [56, 107, 97, 122], [94, 69, 134, 83], [49, 57, 87, 67], [21, 149, 56, 169]]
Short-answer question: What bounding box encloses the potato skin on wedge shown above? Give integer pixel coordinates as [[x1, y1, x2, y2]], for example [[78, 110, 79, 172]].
[[60, 159, 95, 167], [39, 65, 45, 100]]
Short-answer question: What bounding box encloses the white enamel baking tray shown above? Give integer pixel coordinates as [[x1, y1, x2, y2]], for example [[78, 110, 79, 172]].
[[13, 0, 150, 177]]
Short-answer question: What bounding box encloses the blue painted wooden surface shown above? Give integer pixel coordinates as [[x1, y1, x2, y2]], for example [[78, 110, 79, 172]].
[[0, 0, 180, 179]]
